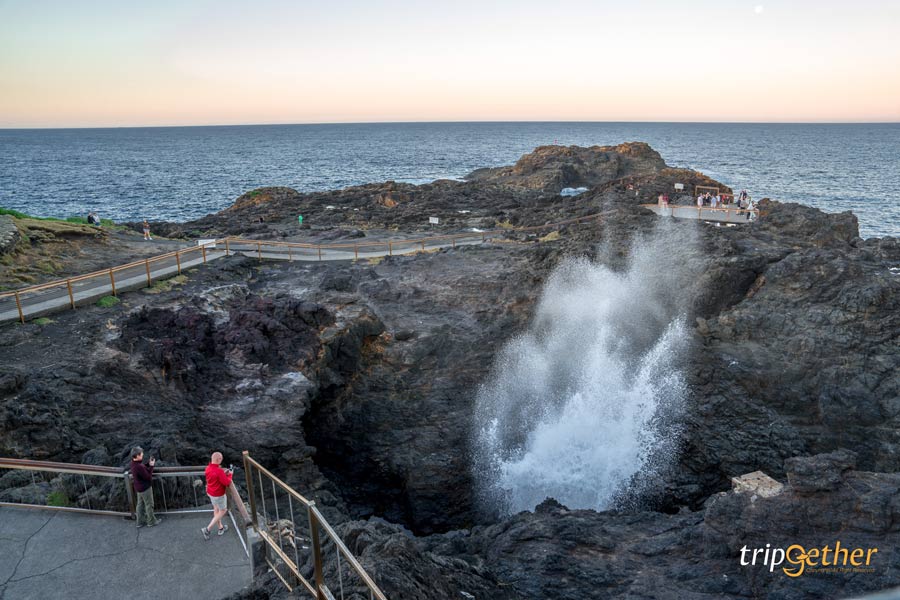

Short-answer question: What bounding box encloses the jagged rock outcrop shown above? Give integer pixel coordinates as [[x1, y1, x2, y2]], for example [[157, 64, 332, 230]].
[[465, 142, 667, 191], [0, 215, 20, 255]]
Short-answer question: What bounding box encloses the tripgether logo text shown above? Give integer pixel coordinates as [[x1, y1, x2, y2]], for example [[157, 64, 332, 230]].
[[740, 543, 878, 577]]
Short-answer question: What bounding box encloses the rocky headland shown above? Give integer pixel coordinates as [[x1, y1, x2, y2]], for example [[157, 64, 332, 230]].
[[1, 143, 898, 599]]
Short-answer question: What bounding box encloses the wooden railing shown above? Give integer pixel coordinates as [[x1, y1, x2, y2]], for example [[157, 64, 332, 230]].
[[0, 213, 603, 324]]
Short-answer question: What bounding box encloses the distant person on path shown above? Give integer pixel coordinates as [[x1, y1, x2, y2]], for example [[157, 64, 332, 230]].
[[201, 452, 233, 540], [142, 219, 152, 240], [697, 193, 704, 208], [130, 447, 162, 528]]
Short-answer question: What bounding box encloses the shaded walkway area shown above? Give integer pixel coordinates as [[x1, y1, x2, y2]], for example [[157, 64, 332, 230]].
[[0, 507, 249, 600]]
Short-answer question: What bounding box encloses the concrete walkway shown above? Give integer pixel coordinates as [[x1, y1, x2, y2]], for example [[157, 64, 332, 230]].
[[0, 507, 249, 600], [0, 238, 484, 324]]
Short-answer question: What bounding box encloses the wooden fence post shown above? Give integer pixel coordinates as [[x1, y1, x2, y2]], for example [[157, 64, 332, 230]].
[[257, 243, 261, 260], [175, 251, 181, 274], [14, 291, 24, 324], [202, 245, 207, 263], [307, 504, 327, 600], [66, 279, 75, 309], [145, 259, 152, 286], [318, 246, 322, 261], [354, 245, 358, 260], [109, 269, 117, 296], [388, 242, 392, 256], [225, 239, 230, 256]]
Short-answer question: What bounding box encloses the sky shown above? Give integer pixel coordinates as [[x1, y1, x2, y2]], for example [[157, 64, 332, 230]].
[[1, 0, 898, 127]]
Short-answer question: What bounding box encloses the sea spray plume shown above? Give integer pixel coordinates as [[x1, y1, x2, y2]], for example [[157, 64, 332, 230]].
[[473, 223, 696, 516]]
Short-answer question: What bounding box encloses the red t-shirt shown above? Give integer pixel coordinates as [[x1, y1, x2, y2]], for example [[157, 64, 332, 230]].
[[205, 463, 233, 497]]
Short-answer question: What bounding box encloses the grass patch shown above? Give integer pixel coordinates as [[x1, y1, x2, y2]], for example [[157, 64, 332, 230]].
[[65, 216, 117, 227], [96, 295, 120, 308], [539, 230, 561, 242], [1, 207, 117, 228], [36, 259, 61, 274], [144, 274, 188, 294], [32, 317, 54, 326], [47, 490, 70, 507], [497, 220, 515, 229], [366, 256, 385, 265]]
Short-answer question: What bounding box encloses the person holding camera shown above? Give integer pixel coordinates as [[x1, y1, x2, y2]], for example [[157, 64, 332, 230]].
[[201, 451, 233, 540], [130, 447, 162, 528]]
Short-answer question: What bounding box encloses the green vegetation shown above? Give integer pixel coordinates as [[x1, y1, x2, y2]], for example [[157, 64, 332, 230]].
[[32, 317, 54, 326], [96, 295, 120, 308], [65, 216, 117, 227], [246, 189, 263, 198], [47, 490, 70, 507], [1, 206, 117, 227], [36, 259, 61, 274], [144, 274, 188, 294]]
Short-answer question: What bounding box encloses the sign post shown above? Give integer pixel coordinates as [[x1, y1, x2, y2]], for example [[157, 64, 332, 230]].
[[428, 216, 439, 230]]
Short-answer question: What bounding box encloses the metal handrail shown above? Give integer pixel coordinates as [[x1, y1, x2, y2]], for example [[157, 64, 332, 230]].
[[0, 456, 219, 519], [242, 452, 388, 600]]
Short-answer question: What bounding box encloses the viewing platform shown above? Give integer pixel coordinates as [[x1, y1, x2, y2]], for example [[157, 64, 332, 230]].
[[0, 507, 249, 600], [641, 204, 760, 223], [0, 455, 388, 600]]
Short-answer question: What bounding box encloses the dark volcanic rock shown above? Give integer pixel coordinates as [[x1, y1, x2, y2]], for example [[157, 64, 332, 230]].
[[466, 142, 667, 192]]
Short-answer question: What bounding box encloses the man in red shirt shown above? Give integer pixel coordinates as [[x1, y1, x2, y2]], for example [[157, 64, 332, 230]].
[[201, 451, 233, 540]]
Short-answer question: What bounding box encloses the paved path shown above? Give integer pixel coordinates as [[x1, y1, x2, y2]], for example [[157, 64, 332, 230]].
[[0, 237, 485, 324], [0, 507, 249, 600]]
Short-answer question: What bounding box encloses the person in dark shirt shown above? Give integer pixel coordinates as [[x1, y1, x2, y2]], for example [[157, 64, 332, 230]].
[[130, 447, 162, 528]]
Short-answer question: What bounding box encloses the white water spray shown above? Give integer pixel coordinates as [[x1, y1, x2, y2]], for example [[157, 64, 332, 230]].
[[473, 228, 694, 515]]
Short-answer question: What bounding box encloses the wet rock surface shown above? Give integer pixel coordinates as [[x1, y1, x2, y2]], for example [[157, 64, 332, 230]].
[[2, 144, 899, 598]]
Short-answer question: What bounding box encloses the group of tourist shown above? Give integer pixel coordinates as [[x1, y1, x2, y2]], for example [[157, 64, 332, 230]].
[[129, 447, 234, 539], [693, 189, 753, 210], [655, 188, 755, 214]]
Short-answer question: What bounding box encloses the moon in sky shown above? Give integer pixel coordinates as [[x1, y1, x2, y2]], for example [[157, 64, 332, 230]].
[[754, 5, 764, 14]]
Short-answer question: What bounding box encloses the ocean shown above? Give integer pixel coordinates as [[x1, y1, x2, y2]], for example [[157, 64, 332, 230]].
[[0, 122, 897, 238]]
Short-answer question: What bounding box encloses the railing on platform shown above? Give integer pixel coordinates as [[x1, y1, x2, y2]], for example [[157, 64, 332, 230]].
[[242, 452, 388, 600], [0, 457, 241, 522], [642, 203, 760, 222], [0, 213, 603, 325]]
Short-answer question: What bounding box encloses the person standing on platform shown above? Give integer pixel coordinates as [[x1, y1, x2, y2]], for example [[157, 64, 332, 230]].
[[201, 452, 233, 540], [130, 447, 162, 528]]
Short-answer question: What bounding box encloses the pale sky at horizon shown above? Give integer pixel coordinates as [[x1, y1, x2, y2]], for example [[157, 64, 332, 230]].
[[1, 0, 899, 128]]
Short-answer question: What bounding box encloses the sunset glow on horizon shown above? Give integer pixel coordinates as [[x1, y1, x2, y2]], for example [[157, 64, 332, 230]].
[[1, 0, 899, 128]]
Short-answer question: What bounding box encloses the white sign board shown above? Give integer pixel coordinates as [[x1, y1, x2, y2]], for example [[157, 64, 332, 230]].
[[674, 183, 685, 191], [429, 217, 440, 225], [198, 239, 217, 249]]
